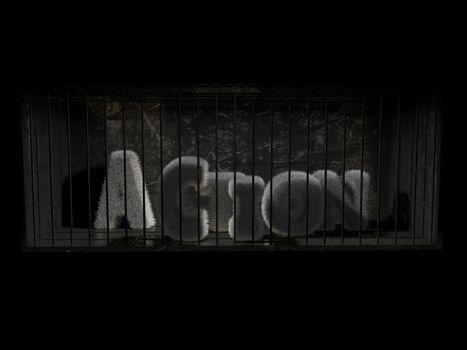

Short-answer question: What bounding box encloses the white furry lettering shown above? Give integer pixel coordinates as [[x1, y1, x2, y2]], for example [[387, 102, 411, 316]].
[[161, 156, 209, 242], [94, 150, 156, 238], [228, 174, 267, 241]]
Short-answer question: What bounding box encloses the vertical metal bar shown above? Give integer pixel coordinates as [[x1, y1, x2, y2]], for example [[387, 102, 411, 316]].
[[359, 92, 365, 245], [341, 92, 347, 246], [305, 95, 311, 246], [287, 98, 292, 241], [28, 95, 37, 247], [269, 94, 273, 244], [47, 94, 55, 246], [376, 91, 383, 245], [103, 93, 110, 246], [430, 95, 439, 244], [251, 95, 256, 245], [196, 93, 201, 245], [408, 99, 415, 241], [394, 91, 401, 244], [323, 92, 329, 245], [66, 92, 73, 246], [421, 96, 430, 240], [33, 97, 41, 241], [160, 94, 165, 242], [85, 93, 92, 246], [178, 94, 182, 244], [140, 94, 146, 243], [411, 94, 420, 245], [215, 93, 219, 246], [233, 91, 237, 244], [122, 93, 128, 245]]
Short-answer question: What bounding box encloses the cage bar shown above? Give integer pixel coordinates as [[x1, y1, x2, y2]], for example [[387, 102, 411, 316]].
[[359, 92, 365, 245], [33, 97, 42, 242], [376, 91, 383, 244], [160, 94, 165, 241], [287, 98, 292, 241], [430, 95, 439, 244], [305, 95, 311, 246], [178, 94, 182, 243], [269, 95, 274, 244], [341, 92, 347, 245], [196, 93, 201, 245], [122, 93, 128, 244], [411, 94, 420, 245], [233, 92, 237, 244], [421, 96, 430, 240], [215, 93, 219, 246], [394, 91, 401, 244], [140, 94, 146, 242], [28, 95, 37, 246], [103, 93, 110, 246], [85, 93, 92, 246], [66, 92, 73, 245], [47, 93, 55, 246], [323, 92, 329, 245], [251, 95, 255, 245], [47, 95, 350, 102]]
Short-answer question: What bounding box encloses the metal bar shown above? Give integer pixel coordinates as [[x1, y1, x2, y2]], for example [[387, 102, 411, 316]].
[[430, 95, 439, 244], [33, 96, 41, 242], [359, 91, 365, 245], [28, 95, 37, 246], [85, 93, 92, 246], [341, 92, 347, 246], [394, 91, 401, 244], [160, 94, 165, 241], [251, 95, 255, 245], [103, 93, 110, 246], [66, 92, 73, 246], [421, 96, 430, 239], [196, 93, 201, 245], [215, 93, 219, 246], [122, 92, 128, 245], [411, 94, 420, 245], [48, 96, 350, 102], [323, 92, 329, 245], [305, 95, 311, 246], [269, 95, 274, 244], [408, 100, 416, 241], [287, 98, 292, 241], [47, 94, 55, 246], [178, 94, 182, 243], [233, 92, 237, 244], [140, 94, 146, 243], [376, 91, 383, 244]]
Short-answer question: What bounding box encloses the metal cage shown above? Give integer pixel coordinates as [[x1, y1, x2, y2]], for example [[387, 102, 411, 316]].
[[19, 84, 443, 250]]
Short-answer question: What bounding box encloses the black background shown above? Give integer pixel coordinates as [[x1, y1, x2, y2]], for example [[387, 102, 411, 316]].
[[6, 3, 464, 313]]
